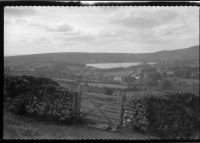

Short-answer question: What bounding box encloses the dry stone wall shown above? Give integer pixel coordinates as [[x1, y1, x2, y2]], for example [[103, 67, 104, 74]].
[[122, 92, 199, 139], [4, 75, 74, 122]]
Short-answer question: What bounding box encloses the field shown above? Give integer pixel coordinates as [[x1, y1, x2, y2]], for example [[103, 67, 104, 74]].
[[168, 77, 199, 85], [103, 70, 134, 77], [125, 91, 162, 104], [167, 77, 199, 94], [87, 83, 127, 89]]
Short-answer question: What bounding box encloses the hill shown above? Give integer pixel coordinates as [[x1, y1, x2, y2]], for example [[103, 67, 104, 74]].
[[148, 45, 199, 63], [4, 45, 199, 67]]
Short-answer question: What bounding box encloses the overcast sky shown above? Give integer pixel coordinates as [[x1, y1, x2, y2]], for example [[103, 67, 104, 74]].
[[4, 7, 199, 56]]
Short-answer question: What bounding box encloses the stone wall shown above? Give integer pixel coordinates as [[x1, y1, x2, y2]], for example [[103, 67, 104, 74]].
[[122, 92, 199, 139], [4, 75, 74, 122]]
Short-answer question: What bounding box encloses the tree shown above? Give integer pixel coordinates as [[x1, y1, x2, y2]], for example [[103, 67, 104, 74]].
[[183, 68, 191, 78], [141, 66, 157, 73], [158, 79, 172, 90], [76, 75, 82, 82], [124, 75, 136, 85], [146, 72, 162, 87], [104, 88, 113, 95], [4, 66, 11, 75]]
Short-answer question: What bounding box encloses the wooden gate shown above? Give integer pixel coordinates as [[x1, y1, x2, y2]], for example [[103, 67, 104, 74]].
[[79, 86, 125, 128]]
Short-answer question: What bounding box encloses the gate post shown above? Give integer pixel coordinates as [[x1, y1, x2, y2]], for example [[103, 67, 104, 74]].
[[72, 84, 82, 121], [72, 91, 78, 120], [76, 84, 81, 120], [119, 90, 126, 128]]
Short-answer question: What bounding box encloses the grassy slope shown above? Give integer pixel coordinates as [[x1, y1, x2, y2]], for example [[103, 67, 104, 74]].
[[4, 45, 199, 67], [3, 111, 157, 139]]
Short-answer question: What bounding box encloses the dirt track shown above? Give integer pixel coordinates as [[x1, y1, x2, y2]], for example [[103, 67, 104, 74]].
[[3, 111, 157, 139]]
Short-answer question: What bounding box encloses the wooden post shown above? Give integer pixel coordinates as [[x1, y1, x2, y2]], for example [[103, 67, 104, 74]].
[[76, 84, 81, 121], [72, 91, 78, 120], [119, 90, 126, 128], [72, 84, 82, 122]]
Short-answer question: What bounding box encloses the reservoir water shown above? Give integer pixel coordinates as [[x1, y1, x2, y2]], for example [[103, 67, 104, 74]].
[[86, 62, 156, 69]]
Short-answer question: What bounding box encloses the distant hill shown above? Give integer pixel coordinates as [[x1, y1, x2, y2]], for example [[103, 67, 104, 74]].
[[147, 45, 199, 62], [4, 45, 199, 67]]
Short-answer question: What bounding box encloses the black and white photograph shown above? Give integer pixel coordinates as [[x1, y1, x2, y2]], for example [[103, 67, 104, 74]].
[[3, 4, 200, 140]]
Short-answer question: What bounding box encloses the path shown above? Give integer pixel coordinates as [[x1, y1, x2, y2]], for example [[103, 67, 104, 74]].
[[3, 111, 157, 139]]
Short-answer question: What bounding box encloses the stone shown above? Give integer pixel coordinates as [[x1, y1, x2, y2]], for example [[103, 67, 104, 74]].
[[91, 123, 110, 130], [110, 126, 118, 132]]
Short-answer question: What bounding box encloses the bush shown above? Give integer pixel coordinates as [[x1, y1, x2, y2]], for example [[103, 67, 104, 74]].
[[157, 79, 172, 90], [104, 88, 113, 95], [4, 75, 60, 99]]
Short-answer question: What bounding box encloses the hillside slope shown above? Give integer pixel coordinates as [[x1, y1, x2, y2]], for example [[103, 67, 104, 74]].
[[4, 45, 199, 67]]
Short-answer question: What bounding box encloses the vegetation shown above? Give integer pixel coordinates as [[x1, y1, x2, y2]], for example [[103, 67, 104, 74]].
[[124, 92, 199, 139], [157, 79, 172, 90], [4, 75, 59, 99], [169, 65, 199, 79], [4, 75, 74, 122], [4, 45, 199, 139], [5, 45, 199, 67]]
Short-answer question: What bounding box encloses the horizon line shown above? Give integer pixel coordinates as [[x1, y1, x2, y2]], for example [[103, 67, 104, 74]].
[[4, 44, 199, 57]]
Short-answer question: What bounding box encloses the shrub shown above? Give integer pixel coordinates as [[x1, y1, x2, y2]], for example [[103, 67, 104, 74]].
[[104, 88, 113, 95], [4, 75, 60, 99]]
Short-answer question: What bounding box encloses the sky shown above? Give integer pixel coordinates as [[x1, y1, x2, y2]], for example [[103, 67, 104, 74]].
[[4, 6, 199, 56]]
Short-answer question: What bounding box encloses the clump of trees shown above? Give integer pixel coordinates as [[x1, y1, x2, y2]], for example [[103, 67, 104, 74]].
[[170, 66, 199, 79], [104, 87, 113, 95], [145, 72, 162, 87], [124, 75, 136, 85], [157, 79, 172, 90], [4, 75, 59, 99]]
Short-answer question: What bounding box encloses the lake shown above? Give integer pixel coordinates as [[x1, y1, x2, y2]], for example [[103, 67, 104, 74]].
[[86, 62, 156, 69]]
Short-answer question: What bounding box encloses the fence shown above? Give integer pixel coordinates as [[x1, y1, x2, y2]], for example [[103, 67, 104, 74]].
[[5, 74, 127, 126], [72, 84, 126, 128]]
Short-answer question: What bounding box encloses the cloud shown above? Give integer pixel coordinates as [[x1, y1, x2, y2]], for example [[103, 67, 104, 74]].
[[110, 9, 178, 29], [59, 30, 96, 44], [97, 7, 119, 13], [29, 21, 74, 33], [4, 7, 199, 56], [4, 19, 12, 24], [107, 8, 198, 47], [5, 7, 37, 17], [45, 23, 74, 33], [64, 35, 95, 42], [34, 37, 51, 44]]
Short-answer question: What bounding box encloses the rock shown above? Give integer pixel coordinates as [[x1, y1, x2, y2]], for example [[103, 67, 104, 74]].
[[5, 75, 74, 122], [126, 119, 131, 123], [110, 126, 118, 132], [91, 123, 110, 130]]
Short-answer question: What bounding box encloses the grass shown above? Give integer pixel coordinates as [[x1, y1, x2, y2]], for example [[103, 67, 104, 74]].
[[87, 83, 127, 89], [168, 77, 199, 85], [103, 70, 134, 77], [3, 110, 157, 139]]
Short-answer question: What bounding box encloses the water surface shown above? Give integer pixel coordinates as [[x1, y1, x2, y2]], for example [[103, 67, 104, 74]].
[[86, 62, 156, 69]]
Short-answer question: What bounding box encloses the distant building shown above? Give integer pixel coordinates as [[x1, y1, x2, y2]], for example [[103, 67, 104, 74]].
[[158, 69, 174, 77], [131, 72, 140, 79], [29, 68, 35, 72], [113, 76, 122, 83], [165, 71, 174, 76], [4, 66, 11, 74], [143, 73, 149, 79]]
